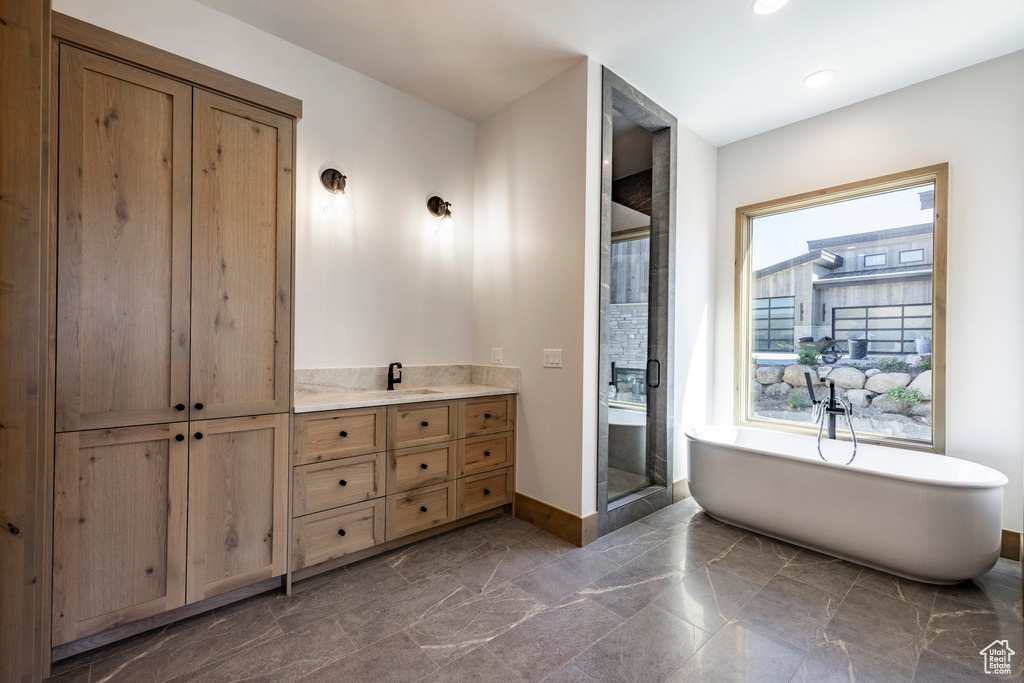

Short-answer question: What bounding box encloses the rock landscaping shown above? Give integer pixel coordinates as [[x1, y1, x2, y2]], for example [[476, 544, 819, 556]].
[[752, 355, 932, 440]]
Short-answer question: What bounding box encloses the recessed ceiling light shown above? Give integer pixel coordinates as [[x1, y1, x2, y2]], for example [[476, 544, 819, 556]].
[[752, 0, 788, 15], [803, 69, 836, 88]]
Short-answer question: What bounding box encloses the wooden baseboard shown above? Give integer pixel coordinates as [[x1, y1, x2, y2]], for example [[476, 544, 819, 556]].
[[672, 478, 690, 503], [1001, 529, 1021, 561], [514, 492, 597, 547]]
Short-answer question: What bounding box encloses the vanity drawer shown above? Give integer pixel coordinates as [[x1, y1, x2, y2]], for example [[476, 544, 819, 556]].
[[388, 401, 457, 450], [385, 481, 456, 541], [460, 395, 515, 437], [295, 407, 386, 465], [457, 468, 513, 518], [458, 432, 513, 477], [387, 441, 457, 494], [293, 452, 385, 517], [291, 498, 384, 571]]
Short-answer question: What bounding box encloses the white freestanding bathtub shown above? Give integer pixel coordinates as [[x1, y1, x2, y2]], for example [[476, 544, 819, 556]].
[[686, 426, 1008, 584]]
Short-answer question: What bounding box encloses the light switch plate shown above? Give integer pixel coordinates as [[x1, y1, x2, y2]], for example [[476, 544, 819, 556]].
[[491, 347, 502, 364], [543, 349, 562, 368]]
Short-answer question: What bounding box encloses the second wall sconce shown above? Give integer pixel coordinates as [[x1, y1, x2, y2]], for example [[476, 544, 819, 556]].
[[427, 195, 454, 232], [321, 167, 354, 215]]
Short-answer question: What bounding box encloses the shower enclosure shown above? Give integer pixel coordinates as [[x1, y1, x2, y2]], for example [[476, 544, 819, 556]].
[[597, 68, 677, 536]]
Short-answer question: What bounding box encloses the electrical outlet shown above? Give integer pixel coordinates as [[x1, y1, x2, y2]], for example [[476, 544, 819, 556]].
[[543, 349, 562, 368], [491, 347, 502, 364]]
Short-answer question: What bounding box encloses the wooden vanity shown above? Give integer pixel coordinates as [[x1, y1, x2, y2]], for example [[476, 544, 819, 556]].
[[289, 394, 516, 581]]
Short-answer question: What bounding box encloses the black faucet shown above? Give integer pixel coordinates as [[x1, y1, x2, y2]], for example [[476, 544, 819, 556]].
[[804, 371, 851, 440], [387, 362, 403, 391]]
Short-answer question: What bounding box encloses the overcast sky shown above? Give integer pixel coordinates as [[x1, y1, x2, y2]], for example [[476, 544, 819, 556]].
[[751, 184, 935, 271]]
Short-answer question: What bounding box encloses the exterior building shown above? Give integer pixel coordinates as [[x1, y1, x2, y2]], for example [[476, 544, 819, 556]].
[[753, 222, 933, 355]]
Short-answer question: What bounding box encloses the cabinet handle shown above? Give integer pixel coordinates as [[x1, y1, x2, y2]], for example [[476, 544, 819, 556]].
[[485, 413, 492, 419], [484, 451, 491, 456], [194, 432, 203, 440], [338, 529, 346, 536], [194, 402, 204, 410], [339, 479, 347, 487], [420, 506, 428, 512], [484, 489, 491, 495], [175, 434, 185, 442], [339, 430, 348, 438], [420, 463, 428, 470], [421, 421, 429, 427], [175, 404, 185, 411]]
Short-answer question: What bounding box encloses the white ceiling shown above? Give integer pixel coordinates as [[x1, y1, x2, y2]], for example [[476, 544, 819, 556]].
[[197, 0, 1024, 146]]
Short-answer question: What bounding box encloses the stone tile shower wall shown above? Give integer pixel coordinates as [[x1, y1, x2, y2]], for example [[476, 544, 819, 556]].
[[610, 303, 648, 369]]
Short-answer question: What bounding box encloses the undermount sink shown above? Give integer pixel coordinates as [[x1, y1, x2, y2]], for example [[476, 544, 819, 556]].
[[359, 388, 443, 396]]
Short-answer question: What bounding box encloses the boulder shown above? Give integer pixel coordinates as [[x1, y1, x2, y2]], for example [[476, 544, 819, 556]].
[[869, 394, 902, 414], [865, 372, 912, 394], [750, 380, 763, 399], [905, 354, 922, 368], [817, 366, 833, 379], [755, 366, 784, 385], [865, 368, 881, 378], [765, 382, 791, 397], [911, 401, 932, 419], [783, 364, 817, 388], [907, 370, 932, 400], [827, 366, 866, 390], [846, 389, 873, 409]]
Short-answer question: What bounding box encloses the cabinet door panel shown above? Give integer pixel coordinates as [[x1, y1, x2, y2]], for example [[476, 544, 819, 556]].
[[191, 90, 292, 420], [52, 424, 188, 646], [187, 414, 288, 603], [55, 45, 192, 431]]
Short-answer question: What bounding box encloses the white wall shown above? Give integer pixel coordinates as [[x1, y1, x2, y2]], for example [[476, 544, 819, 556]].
[[714, 51, 1024, 530], [55, 0, 477, 370]]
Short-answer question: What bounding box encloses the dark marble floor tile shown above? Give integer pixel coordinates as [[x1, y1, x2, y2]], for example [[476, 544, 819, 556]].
[[166, 616, 355, 683], [90, 604, 281, 683], [45, 663, 91, 683], [526, 531, 578, 558], [734, 533, 801, 563], [289, 565, 349, 595], [914, 648, 996, 682], [734, 575, 840, 650], [639, 527, 736, 574], [924, 595, 1024, 675], [336, 572, 472, 649], [449, 538, 557, 594], [578, 554, 685, 619], [469, 514, 542, 548], [855, 568, 938, 610], [416, 645, 528, 683], [707, 543, 785, 586], [272, 562, 409, 633], [582, 523, 671, 566], [654, 565, 762, 633], [666, 619, 805, 683], [574, 603, 704, 683], [686, 512, 748, 544], [824, 587, 929, 671], [484, 597, 624, 683], [512, 549, 619, 606], [934, 567, 1024, 620], [791, 633, 915, 683], [294, 631, 437, 683], [385, 530, 497, 583], [542, 663, 599, 683], [779, 548, 864, 599], [405, 583, 545, 667], [636, 497, 701, 534]]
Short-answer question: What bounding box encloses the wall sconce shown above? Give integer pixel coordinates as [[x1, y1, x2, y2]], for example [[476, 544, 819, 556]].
[[427, 195, 454, 233], [321, 167, 354, 215]]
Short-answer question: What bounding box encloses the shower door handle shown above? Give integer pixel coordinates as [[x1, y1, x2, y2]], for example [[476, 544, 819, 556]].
[[646, 359, 661, 389]]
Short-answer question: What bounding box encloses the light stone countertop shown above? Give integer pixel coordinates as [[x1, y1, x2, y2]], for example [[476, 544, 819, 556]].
[[294, 383, 517, 413]]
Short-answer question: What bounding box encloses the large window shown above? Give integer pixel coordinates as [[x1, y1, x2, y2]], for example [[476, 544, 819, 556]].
[[736, 165, 947, 450]]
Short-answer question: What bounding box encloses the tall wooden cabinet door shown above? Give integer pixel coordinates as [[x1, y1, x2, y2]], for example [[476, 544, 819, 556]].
[[186, 414, 289, 603], [55, 46, 192, 432], [52, 423, 189, 646], [190, 90, 293, 421]]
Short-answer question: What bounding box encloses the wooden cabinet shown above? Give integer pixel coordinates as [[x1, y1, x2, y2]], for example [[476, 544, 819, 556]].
[[52, 424, 188, 646], [457, 468, 514, 519], [461, 395, 515, 437], [459, 432, 514, 477], [294, 407, 386, 465], [186, 415, 289, 604], [55, 46, 192, 433], [189, 91, 292, 421], [387, 441, 457, 494], [293, 452, 386, 516], [385, 481, 457, 541], [292, 499, 385, 571], [387, 401, 457, 449]]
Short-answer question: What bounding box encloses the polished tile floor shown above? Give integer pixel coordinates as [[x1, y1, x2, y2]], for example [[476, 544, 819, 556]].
[[52, 498, 1024, 682]]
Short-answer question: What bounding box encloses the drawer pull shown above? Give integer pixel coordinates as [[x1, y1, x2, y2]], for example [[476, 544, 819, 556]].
[[194, 402, 204, 410], [339, 479, 347, 487], [175, 434, 185, 442], [420, 506, 428, 512], [484, 488, 491, 495], [421, 421, 429, 427], [420, 463, 428, 470], [485, 413, 492, 419], [484, 451, 491, 456], [338, 529, 346, 536], [194, 432, 203, 440], [175, 403, 185, 411], [339, 430, 348, 438]]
